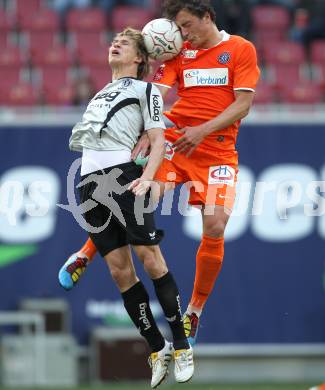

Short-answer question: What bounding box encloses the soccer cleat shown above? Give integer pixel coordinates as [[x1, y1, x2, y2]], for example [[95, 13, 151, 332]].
[[309, 385, 325, 390], [148, 341, 173, 388], [58, 253, 88, 290], [173, 345, 194, 383], [183, 312, 200, 346]]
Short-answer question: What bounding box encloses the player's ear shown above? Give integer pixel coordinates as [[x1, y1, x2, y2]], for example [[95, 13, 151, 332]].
[[203, 12, 211, 23], [134, 54, 142, 65]]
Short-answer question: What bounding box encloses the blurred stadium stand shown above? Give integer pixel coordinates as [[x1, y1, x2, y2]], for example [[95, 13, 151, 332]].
[[0, 0, 324, 106]]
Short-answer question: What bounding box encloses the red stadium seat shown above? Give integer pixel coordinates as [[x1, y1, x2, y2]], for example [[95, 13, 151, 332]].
[[0, 68, 21, 91], [0, 46, 24, 67], [0, 32, 10, 48], [0, 9, 14, 32], [19, 9, 60, 32], [251, 5, 290, 31], [313, 64, 325, 90], [85, 65, 112, 90], [278, 83, 323, 104], [32, 45, 74, 67], [254, 82, 276, 104], [149, 0, 163, 16], [71, 31, 106, 53], [254, 30, 287, 54], [0, 47, 25, 90], [263, 42, 306, 65], [3, 82, 39, 106], [78, 45, 108, 67], [13, 0, 42, 25], [66, 8, 106, 32], [43, 84, 74, 106], [268, 64, 303, 89], [27, 31, 59, 57], [111, 6, 153, 32], [310, 40, 325, 65], [39, 66, 70, 91], [0, 10, 15, 48]]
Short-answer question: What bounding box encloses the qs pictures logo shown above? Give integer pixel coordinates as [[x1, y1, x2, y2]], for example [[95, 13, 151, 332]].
[[0, 166, 60, 267]]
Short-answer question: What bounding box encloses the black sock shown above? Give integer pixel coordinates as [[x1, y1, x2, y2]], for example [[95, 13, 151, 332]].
[[121, 281, 165, 352], [152, 272, 189, 350]]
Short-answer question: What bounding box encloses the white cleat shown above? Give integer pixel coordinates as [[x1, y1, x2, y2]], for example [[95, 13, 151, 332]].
[[173, 345, 194, 383], [149, 340, 173, 388]]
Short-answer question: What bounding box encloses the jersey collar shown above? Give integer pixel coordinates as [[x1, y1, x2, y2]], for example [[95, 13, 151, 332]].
[[118, 76, 138, 80], [218, 30, 230, 44], [111, 76, 138, 83]]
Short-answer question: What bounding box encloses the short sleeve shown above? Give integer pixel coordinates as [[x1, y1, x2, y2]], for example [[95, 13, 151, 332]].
[[233, 41, 260, 91], [140, 83, 166, 131], [152, 58, 178, 89]]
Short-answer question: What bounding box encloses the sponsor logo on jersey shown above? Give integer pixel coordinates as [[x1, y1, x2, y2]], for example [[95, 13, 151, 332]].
[[183, 68, 229, 87], [94, 91, 121, 101], [153, 65, 165, 82], [208, 165, 235, 186], [118, 78, 132, 89], [183, 50, 198, 59], [218, 52, 231, 64], [152, 94, 161, 121], [164, 141, 175, 160]]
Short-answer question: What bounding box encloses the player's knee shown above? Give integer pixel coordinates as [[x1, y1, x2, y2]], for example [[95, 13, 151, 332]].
[[110, 265, 135, 287], [138, 246, 166, 277], [139, 247, 156, 269], [204, 220, 226, 237]]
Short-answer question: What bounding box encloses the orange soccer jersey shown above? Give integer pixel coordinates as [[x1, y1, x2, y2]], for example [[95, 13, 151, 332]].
[[153, 31, 259, 207], [153, 30, 260, 153]]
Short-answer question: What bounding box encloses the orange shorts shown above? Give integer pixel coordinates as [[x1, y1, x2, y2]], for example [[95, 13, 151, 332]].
[[154, 128, 238, 209]]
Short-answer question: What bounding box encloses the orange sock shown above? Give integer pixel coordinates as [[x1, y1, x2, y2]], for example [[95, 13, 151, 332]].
[[189, 235, 224, 313], [79, 238, 97, 262]]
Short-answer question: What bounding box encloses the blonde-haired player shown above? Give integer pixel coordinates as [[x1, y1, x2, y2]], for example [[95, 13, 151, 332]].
[[60, 27, 194, 388]]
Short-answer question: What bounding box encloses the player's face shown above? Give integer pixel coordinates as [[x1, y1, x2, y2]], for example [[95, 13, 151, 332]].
[[175, 9, 212, 48], [108, 36, 141, 67]]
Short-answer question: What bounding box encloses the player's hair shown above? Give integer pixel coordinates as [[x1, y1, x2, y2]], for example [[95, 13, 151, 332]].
[[116, 28, 150, 80], [162, 0, 216, 23]]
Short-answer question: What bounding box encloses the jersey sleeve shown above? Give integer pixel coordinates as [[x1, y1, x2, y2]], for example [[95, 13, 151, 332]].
[[152, 57, 178, 89], [140, 83, 166, 131], [233, 40, 260, 91]]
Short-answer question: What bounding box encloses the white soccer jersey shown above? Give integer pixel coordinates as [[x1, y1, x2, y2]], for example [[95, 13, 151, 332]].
[[69, 77, 166, 152]]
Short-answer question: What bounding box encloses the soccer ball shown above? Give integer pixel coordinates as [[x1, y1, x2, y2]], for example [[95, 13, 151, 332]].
[[142, 18, 183, 61]]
